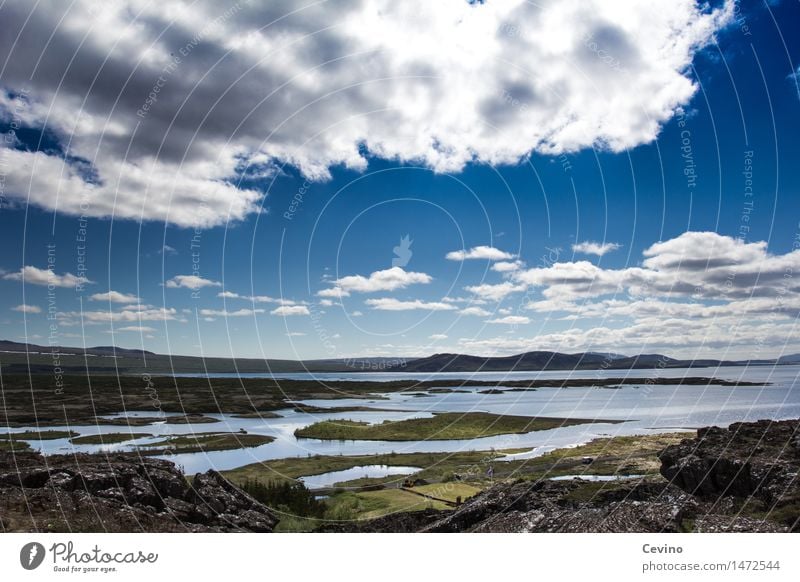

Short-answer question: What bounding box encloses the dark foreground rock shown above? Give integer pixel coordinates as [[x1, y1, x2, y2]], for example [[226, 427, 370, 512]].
[[322, 419, 800, 533], [0, 452, 277, 532]]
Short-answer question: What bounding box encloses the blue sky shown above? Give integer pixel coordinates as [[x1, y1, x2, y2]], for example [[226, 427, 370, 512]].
[[1, 0, 799, 359]]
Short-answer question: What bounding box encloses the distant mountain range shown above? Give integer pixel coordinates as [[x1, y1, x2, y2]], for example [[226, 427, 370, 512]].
[[388, 351, 781, 373], [0, 340, 794, 375]]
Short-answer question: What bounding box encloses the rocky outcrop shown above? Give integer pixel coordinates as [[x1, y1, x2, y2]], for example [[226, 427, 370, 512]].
[[659, 419, 799, 501], [0, 452, 277, 532]]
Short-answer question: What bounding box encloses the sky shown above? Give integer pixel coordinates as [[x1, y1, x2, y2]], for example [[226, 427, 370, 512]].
[[0, 0, 799, 360]]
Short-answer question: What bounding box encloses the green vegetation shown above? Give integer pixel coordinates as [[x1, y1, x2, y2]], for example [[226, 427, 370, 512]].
[[230, 411, 282, 419], [0, 438, 31, 452], [410, 482, 482, 504], [239, 479, 326, 531], [70, 433, 152, 445], [138, 432, 274, 454], [325, 488, 450, 521], [223, 449, 523, 485], [0, 430, 77, 440], [295, 412, 613, 441]]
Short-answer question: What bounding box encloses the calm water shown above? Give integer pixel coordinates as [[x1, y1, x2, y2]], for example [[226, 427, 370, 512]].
[[4, 365, 799, 475]]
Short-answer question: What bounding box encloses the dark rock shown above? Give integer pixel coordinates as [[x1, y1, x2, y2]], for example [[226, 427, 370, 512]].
[[0, 452, 277, 532]]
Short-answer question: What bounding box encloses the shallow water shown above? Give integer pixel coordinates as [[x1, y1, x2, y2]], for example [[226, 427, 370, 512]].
[[4, 365, 798, 474]]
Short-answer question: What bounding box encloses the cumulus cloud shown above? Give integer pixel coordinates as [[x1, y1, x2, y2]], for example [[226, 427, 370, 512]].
[[365, 298, 457, 311], [199, 308, 266, 317], [459, 306, 492, 317], [0, 0, 732, 227], [3, 265, 91, 288], [572, 241, 622, 256], [465, 281, 526, 301], [320, 267, 432, 297], [463, 231, 800, 357], [486, 315, 530, 325], [446, 246, 516, 261], [429, 334, 448, 340], [12, 304, 41, 313], [491, 260, 524, 273], [60, 307, 178, 324], [271, 305, 311, 316], [116, 325, 158, 332], [217, 290, 299, 305], [90, 291, 141, 303], [516, 232, 800, 301], [166, 275, 221, 290]]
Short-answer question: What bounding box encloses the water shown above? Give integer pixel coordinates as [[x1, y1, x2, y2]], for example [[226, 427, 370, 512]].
[[173, 364, 795, 383], [4, 365, 799, 475]]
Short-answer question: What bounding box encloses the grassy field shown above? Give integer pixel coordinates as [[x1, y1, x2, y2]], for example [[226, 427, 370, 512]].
[[0, 430, 77, 441], [410, 482, 483, 503], [0, 438, 31, 452], [493, 431, 690, 481], [70, 433, 152, 445], [294, 412, 614, 441], [138, 432, 274, 454], [326, 488, 451, 520]]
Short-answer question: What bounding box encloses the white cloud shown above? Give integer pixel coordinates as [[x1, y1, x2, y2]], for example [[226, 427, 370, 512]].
[[3, 265, 91, 288], [0, 0, 732, 227], [166, 275, 221, 290], [446, 246, 515, 261], [217, 290, 300, 305], [491, 260, 524, 272], [271, 305, 311, 316], [116, 325, 157, 332], [486, 315, 530, 325], [12, 304, 41, 313], [320, 267, 432, 297], [572, 241, 622, 256], [365, 298, 457, 311], [455, 231, 800, 357], [516, 232, 800, 301], [60, 307, 178, 324], [199, 308, 266, 317], [90, 291, 140, 303], [286, 332, 307, 337], [465, 281, 526, 301], [429, 333, 448, 340], [459, 306, 491, 317]]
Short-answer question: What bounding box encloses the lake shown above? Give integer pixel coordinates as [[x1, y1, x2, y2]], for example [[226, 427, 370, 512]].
[[4, 365, 799, 475]]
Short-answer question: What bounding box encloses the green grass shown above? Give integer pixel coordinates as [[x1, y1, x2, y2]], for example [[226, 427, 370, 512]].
[[325, 489, 450, 521], [0, 438, 32, 452], [138, 432, 274, 454], [0, 430, 77, 440], [294, 412, 614, 441], [230, 411, 282, 419], [70, 433, 152, 445], [410, 482, 482, 504]]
